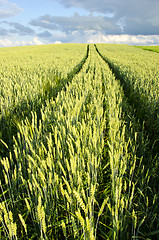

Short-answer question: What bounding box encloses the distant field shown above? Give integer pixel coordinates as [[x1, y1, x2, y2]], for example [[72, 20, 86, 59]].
[[136, 45, 159, 53]]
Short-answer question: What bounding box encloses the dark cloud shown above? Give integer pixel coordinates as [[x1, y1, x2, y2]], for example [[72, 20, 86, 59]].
[[0, 0, 159, 47], [0, 26, 8, 35], [54, 0, 159, 18], [4, 22, 35, 35], [0, 0, 23, 18], [124, 19, 159, 35], [30, 17, 59, 30], [38, 30, 52, 38], [53, 0, 159, 35], [30, 13, 121, 34]]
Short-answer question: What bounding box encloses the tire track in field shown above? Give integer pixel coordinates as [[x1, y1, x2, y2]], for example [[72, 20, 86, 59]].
[[0, 45, 89, 160]]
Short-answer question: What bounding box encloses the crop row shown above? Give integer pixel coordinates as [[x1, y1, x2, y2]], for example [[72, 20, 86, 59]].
[[96, 44, 159, 239], [0, 44, 104, 239], [0, 44, 87, 113], [0, 44, 88, 159], [95, 44, 159, 149]]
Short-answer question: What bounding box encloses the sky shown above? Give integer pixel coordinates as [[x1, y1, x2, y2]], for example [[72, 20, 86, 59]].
[[0, 0, 159, 47]]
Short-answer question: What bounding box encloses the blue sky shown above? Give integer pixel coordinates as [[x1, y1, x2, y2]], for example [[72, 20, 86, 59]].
[[0, 0, 159, 47]]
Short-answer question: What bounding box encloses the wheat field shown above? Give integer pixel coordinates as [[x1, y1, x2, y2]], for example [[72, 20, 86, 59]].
[[0, 43, 159, 239]]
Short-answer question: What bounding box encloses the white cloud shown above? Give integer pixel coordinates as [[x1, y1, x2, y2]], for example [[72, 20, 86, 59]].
[[87, 34, 159, 45], [41, 20, 50, 24], [1, 33, 159, 47], [0, 37, 44, 47], [32, 37, 44, 45], [0, 0, 159, 47], [0, 0, 23, 18], [54, 41, 62, 44], [0, 37, 12, 46]]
